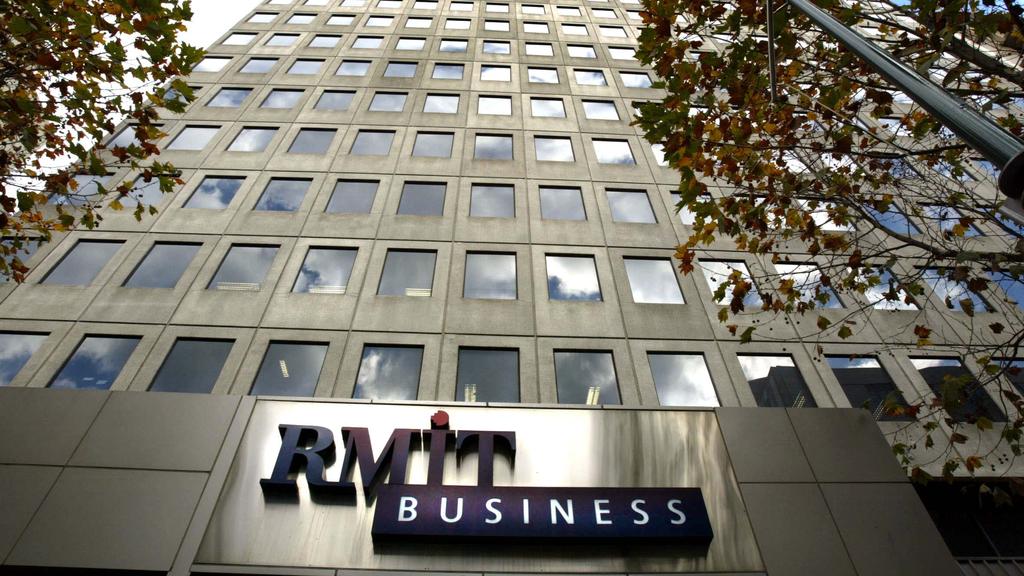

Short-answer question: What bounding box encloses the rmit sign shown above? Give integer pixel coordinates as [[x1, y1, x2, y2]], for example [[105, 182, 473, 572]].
[[261, 411, 713, 544]]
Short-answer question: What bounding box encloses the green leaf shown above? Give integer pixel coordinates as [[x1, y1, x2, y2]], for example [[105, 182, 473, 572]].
[[739, 326, 755, 343]]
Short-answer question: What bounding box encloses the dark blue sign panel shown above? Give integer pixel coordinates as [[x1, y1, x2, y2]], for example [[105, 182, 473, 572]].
[[372, 484, 713, 544]]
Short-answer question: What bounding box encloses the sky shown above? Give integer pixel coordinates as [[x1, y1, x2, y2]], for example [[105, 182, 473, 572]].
[[181, 0, 265, 48]]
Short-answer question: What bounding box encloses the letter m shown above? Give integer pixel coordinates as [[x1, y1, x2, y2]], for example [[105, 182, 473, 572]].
[[339, 427, 416, 494]]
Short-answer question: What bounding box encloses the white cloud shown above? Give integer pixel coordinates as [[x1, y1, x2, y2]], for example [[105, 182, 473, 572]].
[[182, 0, 265, 49]]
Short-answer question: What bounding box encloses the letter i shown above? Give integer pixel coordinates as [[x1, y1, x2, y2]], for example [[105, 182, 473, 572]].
[[523, 499, 530, 524]]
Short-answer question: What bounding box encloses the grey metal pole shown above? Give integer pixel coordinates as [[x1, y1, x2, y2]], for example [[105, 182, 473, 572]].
[[784, 0, 1024, 199]]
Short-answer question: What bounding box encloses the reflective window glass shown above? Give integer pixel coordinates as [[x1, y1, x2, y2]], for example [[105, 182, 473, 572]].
[[775, 263, 842, 308], [433, 63, 464, 78], [865, 267, 918, 310], [562, 23, 588, 35], [539, 186, 585, 220], [470, 184, 514, 217], [484, 20, 510, 31], [567, 44, 597, 58], [288, 13, 316, 23], [446, 18, 471, 29], [620, 71, 652, 87], [524, 22, 548, 33], [531, 97, 565, 117], [528, 67, 558, 83], [378, 250, 436, 296], [649, 353, 718, 406], [993, 271, 1024, 311], [254, 179, 311, 211], [525, 42, 553, 56], [624, 258, 683, 303], [921, 205, 982, 237], [457, 348, 519, 402], [250, 342, 328, 396], [397, 37, 426, 50], [50, 336, 140, 390], [194, 57, 232, 72], [315, 90, 355, 110], [866, 204, 920, 235], [555, 351, 619, 405], [384, 61, 418, 77], [414, 0, 437, 7], [592, 8, 616, 17], [288, 129, 335, 154], [310, 34, 341, 48], [593, 139, 635, 164], [922, 268, 990, 313], [480, 65, 512, 81], [546, 255, 600, 300], [351, 130, 395, 155], [266, 33, 299, 46], [64, 174, 109, 206], [353, 345, 423, 400], [607, 190, 655, 223], [574, 69, 607, 85], [184, 177, 243, 209], [167, 126, 219, 151], [249, 13, 277, 23], [208, 245, 278, 290], [535, 136, 574, 161], [337, 60, 371, 76], [608, 46, 636, 60], [557, 6, 581, 16], [439, 39, 468, 53], [999, 359, 1024, 396], [369, 92, 407, 112], [227, 127, 277, 152], [599, 25, 627, 36], [353, 36, 384, 48], [424, 94, 459, 113], [149, 339, 233, 394], [522, 4, 544, 13], [240, 58, 278, 73], [738, 354, 817, 408], [208, 88, 252, 108], [261, 89, 305, 109], [910, 358, 1006, 422], [475, 134, 513, 160], [124, 243, 200, 288], [328, 14, 355, 25], [451, 1, 473, 8], [483, 40, 510, 54], [398, 182, 446, 214], [0, 332, 47, 386], [465, 252, 516, 299], [701, 260, 763, 307], [294, 248, 357, 294], [109, 126, 142, 148], [327, 180, 378, 213], [123, 177, 164, 207], [486, 2, 508, 11], [288, 59, 324, 75], [827, 356, 911, 421], [366, 16, 394, 26], [42, 240, 123, 286], [412, 133, 454, 158], [583, 100, 619, 120]]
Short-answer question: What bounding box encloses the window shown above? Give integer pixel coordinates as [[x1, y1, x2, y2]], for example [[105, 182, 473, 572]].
[[555, 351, 619, 405], [327, 14, 355, 25], [993, 271, 1024, 311], [557, 6, 581, 16], [648, 353, 718, 406], [369, 92, 407, 112], [567, 44, 597, 58], [208, 88, 252, 108], [1000, 359, 1024, 395], [353, 36, 384, 48], [592, 8, 616, 17], [194, 57, 231, 72], [353, 345, 423, 400], [384, 61, 418, 77], [240, 57, 278, 73], [826, 356, 910, 421], [124, 243, 201, 288], [535, 136, 574, 161], [315, 90, 355, 111], [184, 177, 243, 209], [522, 3, 544, 13], [562, 23, 588, 35], [124, 177, 164, 207], [398, 182, 446, 214], [866, 204, 920, 235], [539, 186, 585, 220], [414, 1, 438, 8], [327, 180, 378, 213], [149, 339, 233, 394], [480, 65, 512, 81], [922, 268, 991, 313], [379, 0, 402, 7], [309, 35, 341, 48], [620, 71, 653, 88], [260, 89, 305, 109], [424, 94, 459, 113], [294, 248, 357, 294], [109, 126, 142, 148], [288, 59, 323, 75], [531, 97, 565, 117], [457, 348, 519, 402], [227, 127, 277, 152], [599, 25, 627, 37], [49, 336, 140, 390], [528, 67, 558, 83], [474, 134, 513, 160], [337, 60, 371, 76], [484, 20, 510, 31], [798, 198, 852, 232], [465, 252, 516, 299], [450, 1, 473, 9], [351, 130, 395, 155], [524, 21, 549, 33], [208, 245, 278, 290], [863, 267, 918, 310], [248, 13, 277, 23], [396, 37, 426, 50], [485, 2, 507, 10], [288, 129, 335, 154], [738, 354, 817, 408], [433, 63, 464, 79], [167, 126, 219, 151], [574, 69, 607, 85], [525, 42, 554, 56], [439, 39, 468, 52], [607, 190, 655, 223], [624, 258, 683, 303], [445, 18, 471, 29], [42, 240, 123, 286], [910, 358, 1005, 422], [366, 16, 394, 26], [470, 184, 514, 217], [583, 100, 618, 120], [412, 133, 454, 158], [701, 260, 762, 307], [288, 13, 316, 24], [378, 250, 436, 296], [546, 255, 601, 300], [255, 179, 311, 211], [593, 139, 635, 164], [250, 342, 328, 396], [266, 33, 299, 47], [775, 263, 842, 308], [0, 332, 47, 386], [608, 47, 636, 60], [922, 205, 982, 237], [483, 40, 511, 54]]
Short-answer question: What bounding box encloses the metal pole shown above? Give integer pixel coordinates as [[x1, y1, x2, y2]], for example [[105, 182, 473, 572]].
[[784, 0, 1024, 199]]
